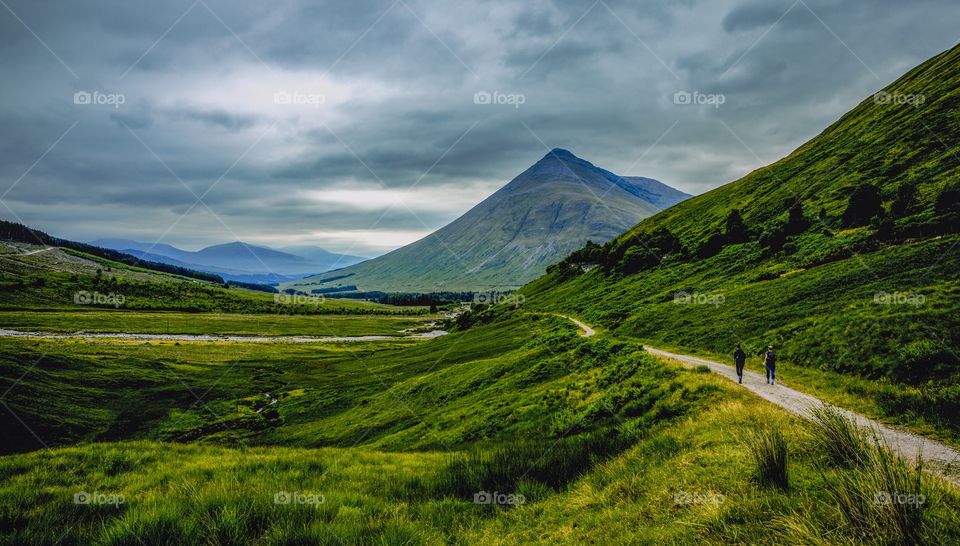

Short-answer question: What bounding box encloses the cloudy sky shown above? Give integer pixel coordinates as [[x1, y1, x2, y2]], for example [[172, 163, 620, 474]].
[[0, 0, 957, 256]]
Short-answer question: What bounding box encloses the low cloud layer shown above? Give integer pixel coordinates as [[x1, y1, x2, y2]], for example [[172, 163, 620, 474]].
[[0, 0, 956, 255]]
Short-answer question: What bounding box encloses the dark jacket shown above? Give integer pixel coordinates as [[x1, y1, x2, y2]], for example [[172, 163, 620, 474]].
[[733, 348, 746, 365]]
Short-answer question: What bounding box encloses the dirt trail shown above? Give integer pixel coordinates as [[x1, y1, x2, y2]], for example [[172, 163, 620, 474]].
[[0, 328, 448, 344], [646, 347, 960, 485], [552, 315, 960, 484], [20, 247, 57, 256], [555, 314, 596, 337]]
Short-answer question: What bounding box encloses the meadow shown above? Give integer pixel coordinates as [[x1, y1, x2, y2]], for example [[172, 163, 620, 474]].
[[1, 311, 958, 544], [0, 310, 434, 337]]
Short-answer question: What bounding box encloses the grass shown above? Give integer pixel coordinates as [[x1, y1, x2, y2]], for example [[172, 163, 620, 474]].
[[2, 319, 959, 543], [0, 242, 429, 316], [526, 235, 960, 445], [746, 427, 790, 489], [809, 404, 875, 468], [0, 309, 435, 337], [786, 405, 950, 545], [621, 339, 960, 450]]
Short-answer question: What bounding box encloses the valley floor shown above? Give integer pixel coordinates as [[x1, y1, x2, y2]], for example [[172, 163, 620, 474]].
[[2, 310, 958, 544]]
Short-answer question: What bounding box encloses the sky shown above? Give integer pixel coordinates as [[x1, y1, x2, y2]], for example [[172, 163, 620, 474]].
[[0, 0, 957, 256]]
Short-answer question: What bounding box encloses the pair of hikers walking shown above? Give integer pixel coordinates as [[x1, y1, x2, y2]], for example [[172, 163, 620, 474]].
[[732, 345, 777, 385]]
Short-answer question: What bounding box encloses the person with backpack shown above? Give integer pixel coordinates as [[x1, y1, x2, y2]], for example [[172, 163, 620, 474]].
[[764, 346, 777, 385], [733, 345, 747, 383]]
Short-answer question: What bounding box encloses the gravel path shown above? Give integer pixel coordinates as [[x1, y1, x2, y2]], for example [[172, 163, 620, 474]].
[[552, 314, 959, 485], [0, 328, 448, 344], [556, 314, 596, 337], [645, 347, 960, 485]]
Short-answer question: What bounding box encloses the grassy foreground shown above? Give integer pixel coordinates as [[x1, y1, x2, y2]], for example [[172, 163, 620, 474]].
[[2, 311, 958, 544], [2, 352, 958, 544]]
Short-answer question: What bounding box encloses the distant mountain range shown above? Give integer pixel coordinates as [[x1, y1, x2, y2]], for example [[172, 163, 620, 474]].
[[90, 239, 366, 284], [284, 149, 690, 293]]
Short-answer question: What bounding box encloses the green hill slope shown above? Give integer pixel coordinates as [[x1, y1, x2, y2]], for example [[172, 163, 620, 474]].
[[525, 42, 960, 439]]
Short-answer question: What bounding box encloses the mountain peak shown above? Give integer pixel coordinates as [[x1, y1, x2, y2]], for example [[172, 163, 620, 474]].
[[286, 149, 689, 292], [526, 148, 600, 179], [545, 148, 577, 159]]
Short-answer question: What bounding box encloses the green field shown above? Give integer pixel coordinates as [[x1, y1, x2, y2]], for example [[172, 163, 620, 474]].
[[0, 310, 436, 337], [2, 313, 958, 544]]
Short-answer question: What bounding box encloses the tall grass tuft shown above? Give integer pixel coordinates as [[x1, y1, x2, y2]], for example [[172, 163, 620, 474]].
[[808, 404, 873, 468], [746, 426, 789, 489], [813, 409, 931, 544]]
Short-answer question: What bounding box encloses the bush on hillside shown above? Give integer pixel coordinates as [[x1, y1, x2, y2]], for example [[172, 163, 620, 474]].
[[842, 183, 885, 228], [891, 183, 919, 217], [696, 209, 754, 258]]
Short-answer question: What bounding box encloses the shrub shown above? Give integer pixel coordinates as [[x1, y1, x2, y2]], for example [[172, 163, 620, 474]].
[[746, 426, 789, 489], [891, 183, 918, 217], [808, 404, 873, 468], [893, 340, 956, 384], [842, 184, 884, 227], [825, 440, 929, 544]]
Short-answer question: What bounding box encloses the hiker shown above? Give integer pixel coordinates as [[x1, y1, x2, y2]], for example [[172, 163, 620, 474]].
[[733, 345, 746, 383], [764, 346, 777, 385]]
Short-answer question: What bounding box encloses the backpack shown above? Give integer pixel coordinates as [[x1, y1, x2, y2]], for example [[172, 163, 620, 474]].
[[766, 350, 776, 365]]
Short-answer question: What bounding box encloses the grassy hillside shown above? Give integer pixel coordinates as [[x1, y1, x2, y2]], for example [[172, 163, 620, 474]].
[[613, 44, 959, 247], [524, 43, 960, 441], [0, 314, 686, 453], [0, 241, 424, 316], [2, 315, 958, 544]]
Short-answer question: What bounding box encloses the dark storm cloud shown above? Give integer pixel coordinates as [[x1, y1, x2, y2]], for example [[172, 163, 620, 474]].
[[0, 0, 957, 254]]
